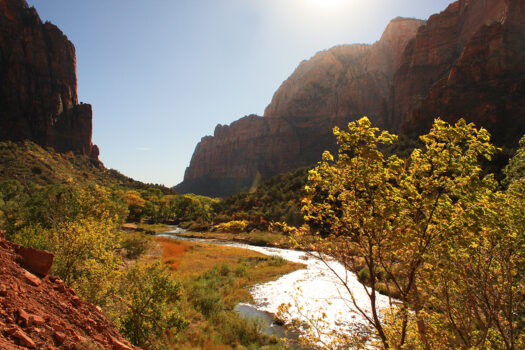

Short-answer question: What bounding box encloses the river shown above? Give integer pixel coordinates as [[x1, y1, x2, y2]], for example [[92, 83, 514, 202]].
[[158, 228, 393, 347]]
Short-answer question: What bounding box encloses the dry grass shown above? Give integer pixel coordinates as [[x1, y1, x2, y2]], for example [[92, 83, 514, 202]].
[[176, 231, 290, 248], [155, 237, 303, 279], [154, 236, 305, 349]]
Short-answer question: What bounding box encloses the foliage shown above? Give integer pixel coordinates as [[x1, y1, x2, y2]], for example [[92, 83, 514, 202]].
[[111, 262, 188, 349], [294, 117, 524, 349], [213, 220, 250, 233], [183, 262, 290, 349], [218, 167, 309, 230], [124, 190, 146, 222], [0, 140, 176, 194], [156, 238, 302, 348], [121, 232, 152, 259], [1, 183, 128, 305], [503, 135, 525, 187], [130, 191, 218, 225]]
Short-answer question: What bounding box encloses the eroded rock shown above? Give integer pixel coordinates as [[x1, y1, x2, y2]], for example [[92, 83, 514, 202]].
[[0, 0, 100, 160]]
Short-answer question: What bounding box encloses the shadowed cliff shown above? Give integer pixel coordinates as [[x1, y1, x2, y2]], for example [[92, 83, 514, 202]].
[[177, 0, 524, 197], [0, 0, 99, 161]]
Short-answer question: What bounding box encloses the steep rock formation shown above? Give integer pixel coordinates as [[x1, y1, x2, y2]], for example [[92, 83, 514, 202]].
[[179, 0, 525, 197], [264, 17, 425, 126], [177, 18, 424, 196], [401, 0, 525, 144], [0, 236, 137, 349], [0, 0, 99, 160]]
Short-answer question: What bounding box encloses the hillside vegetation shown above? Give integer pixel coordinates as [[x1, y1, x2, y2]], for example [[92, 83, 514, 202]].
[[0, 140, 176, 193]]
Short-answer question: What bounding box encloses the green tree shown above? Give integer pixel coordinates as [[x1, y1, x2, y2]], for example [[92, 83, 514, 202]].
[[112, 262, 188, 349], [3, 183, 128, 305], [0, 180, 28, 232], [298, 117, 523, 349]]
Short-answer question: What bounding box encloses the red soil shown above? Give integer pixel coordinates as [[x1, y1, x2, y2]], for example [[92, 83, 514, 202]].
[[0, 235, 138, 349]]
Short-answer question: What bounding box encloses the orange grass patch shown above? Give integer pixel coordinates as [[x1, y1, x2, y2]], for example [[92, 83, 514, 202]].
[[155, 237, 191, 270], [155, 237, 304, 279], [156, 237, 278, 276]]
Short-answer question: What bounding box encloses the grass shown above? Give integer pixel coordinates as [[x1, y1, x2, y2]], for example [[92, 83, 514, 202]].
[[156, 237, 303, 281], [135, 222, 170, 233], [175, 231, 290, 248], [154, 237, 305, 349]]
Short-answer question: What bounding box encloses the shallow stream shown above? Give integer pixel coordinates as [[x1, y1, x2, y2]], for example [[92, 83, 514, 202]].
[[158, 228, 392, 346]]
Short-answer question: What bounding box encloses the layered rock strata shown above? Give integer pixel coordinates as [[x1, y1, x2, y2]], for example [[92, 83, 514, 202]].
[[0, 0, 99, 160], [400, 0, 525, 143]]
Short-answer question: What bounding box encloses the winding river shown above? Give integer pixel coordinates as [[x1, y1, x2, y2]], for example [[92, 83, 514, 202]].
[[159, 228, 392, 346]]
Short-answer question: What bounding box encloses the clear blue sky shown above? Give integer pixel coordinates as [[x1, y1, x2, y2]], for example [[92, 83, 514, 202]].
[[27, 0, 453, 187]]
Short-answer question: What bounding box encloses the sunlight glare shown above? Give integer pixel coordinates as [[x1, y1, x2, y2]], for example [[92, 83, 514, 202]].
[[307, 0, 347, 10]]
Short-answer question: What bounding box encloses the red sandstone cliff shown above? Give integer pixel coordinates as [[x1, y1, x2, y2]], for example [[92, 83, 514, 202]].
[[0, 0, 99, 161], [400, 0, 525, 142], [177, 18, 424, 196], [178, 0, 525, 197], [0, 235, 137, 349]]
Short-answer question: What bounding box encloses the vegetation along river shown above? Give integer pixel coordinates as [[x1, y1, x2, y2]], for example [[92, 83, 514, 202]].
[[158, 227, 392, 345]]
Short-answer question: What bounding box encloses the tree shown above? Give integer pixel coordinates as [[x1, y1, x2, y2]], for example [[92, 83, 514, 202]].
[[3, 183, 128, 305], [124, 190, 146, 222], [111, 262, 188, 349], [296, 117, 523, 349]]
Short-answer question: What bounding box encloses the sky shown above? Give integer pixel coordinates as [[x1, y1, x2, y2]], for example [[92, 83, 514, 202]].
[[27, 0, 453, 187]]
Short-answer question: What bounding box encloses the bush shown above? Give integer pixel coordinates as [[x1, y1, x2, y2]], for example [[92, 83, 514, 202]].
[[112, 262, 187, 349], [121, 232, 151, 259], [214, 220, 249, 233], [191, 285, 224, 317], [358, 267, 370, 283]]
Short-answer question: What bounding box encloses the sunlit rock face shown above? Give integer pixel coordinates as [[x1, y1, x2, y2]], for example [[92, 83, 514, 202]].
[[399, 0, 525, 144], [0, 0, 99, 160], [177, 17, 424, 196]]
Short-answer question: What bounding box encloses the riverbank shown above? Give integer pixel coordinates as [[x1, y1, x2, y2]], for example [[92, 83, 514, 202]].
[[174, 230, 291, 248], [149, 234, 305, 349], [157, 230, 394, 349]]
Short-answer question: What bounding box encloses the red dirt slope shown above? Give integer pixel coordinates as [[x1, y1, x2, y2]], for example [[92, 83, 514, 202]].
[[0, 235, 138, 350]]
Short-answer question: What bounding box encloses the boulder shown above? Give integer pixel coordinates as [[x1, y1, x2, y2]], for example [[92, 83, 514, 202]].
[[7, 327, 35, 348], [15, 245, 54, 277]]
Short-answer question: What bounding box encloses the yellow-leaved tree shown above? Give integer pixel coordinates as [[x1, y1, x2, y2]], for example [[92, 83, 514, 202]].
[[293, 117, 523, 349]]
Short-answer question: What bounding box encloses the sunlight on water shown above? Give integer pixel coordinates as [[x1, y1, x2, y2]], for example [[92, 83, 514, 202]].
[[160, 229, 393, 345]]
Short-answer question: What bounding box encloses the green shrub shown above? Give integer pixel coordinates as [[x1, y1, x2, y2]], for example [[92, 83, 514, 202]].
[[235, 263, 248, 277], [113, 262, 187, 349], [219, 263, 231, 276], [213, 311, 264, 346], [191, 286, 223, 317], [266, 256, 286, 266], [121, 232, 151, 259], [358, 266, 370, 283]]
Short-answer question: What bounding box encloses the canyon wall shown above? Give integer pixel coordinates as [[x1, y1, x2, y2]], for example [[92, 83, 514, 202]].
[[180, 0, 525, 196], [401, 0, 525, 143], [0, 0, 99, 160], [177, 18, 424, 196]]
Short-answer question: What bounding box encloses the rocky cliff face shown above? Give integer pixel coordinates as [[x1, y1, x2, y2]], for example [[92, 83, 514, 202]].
[[0, 0, 99, 160], [400, 0, 525, 144], [178, 0, 525, 197], [177, 18, 424, 196], [388, 0, 510, 133], [0, 235, 137, 349]]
